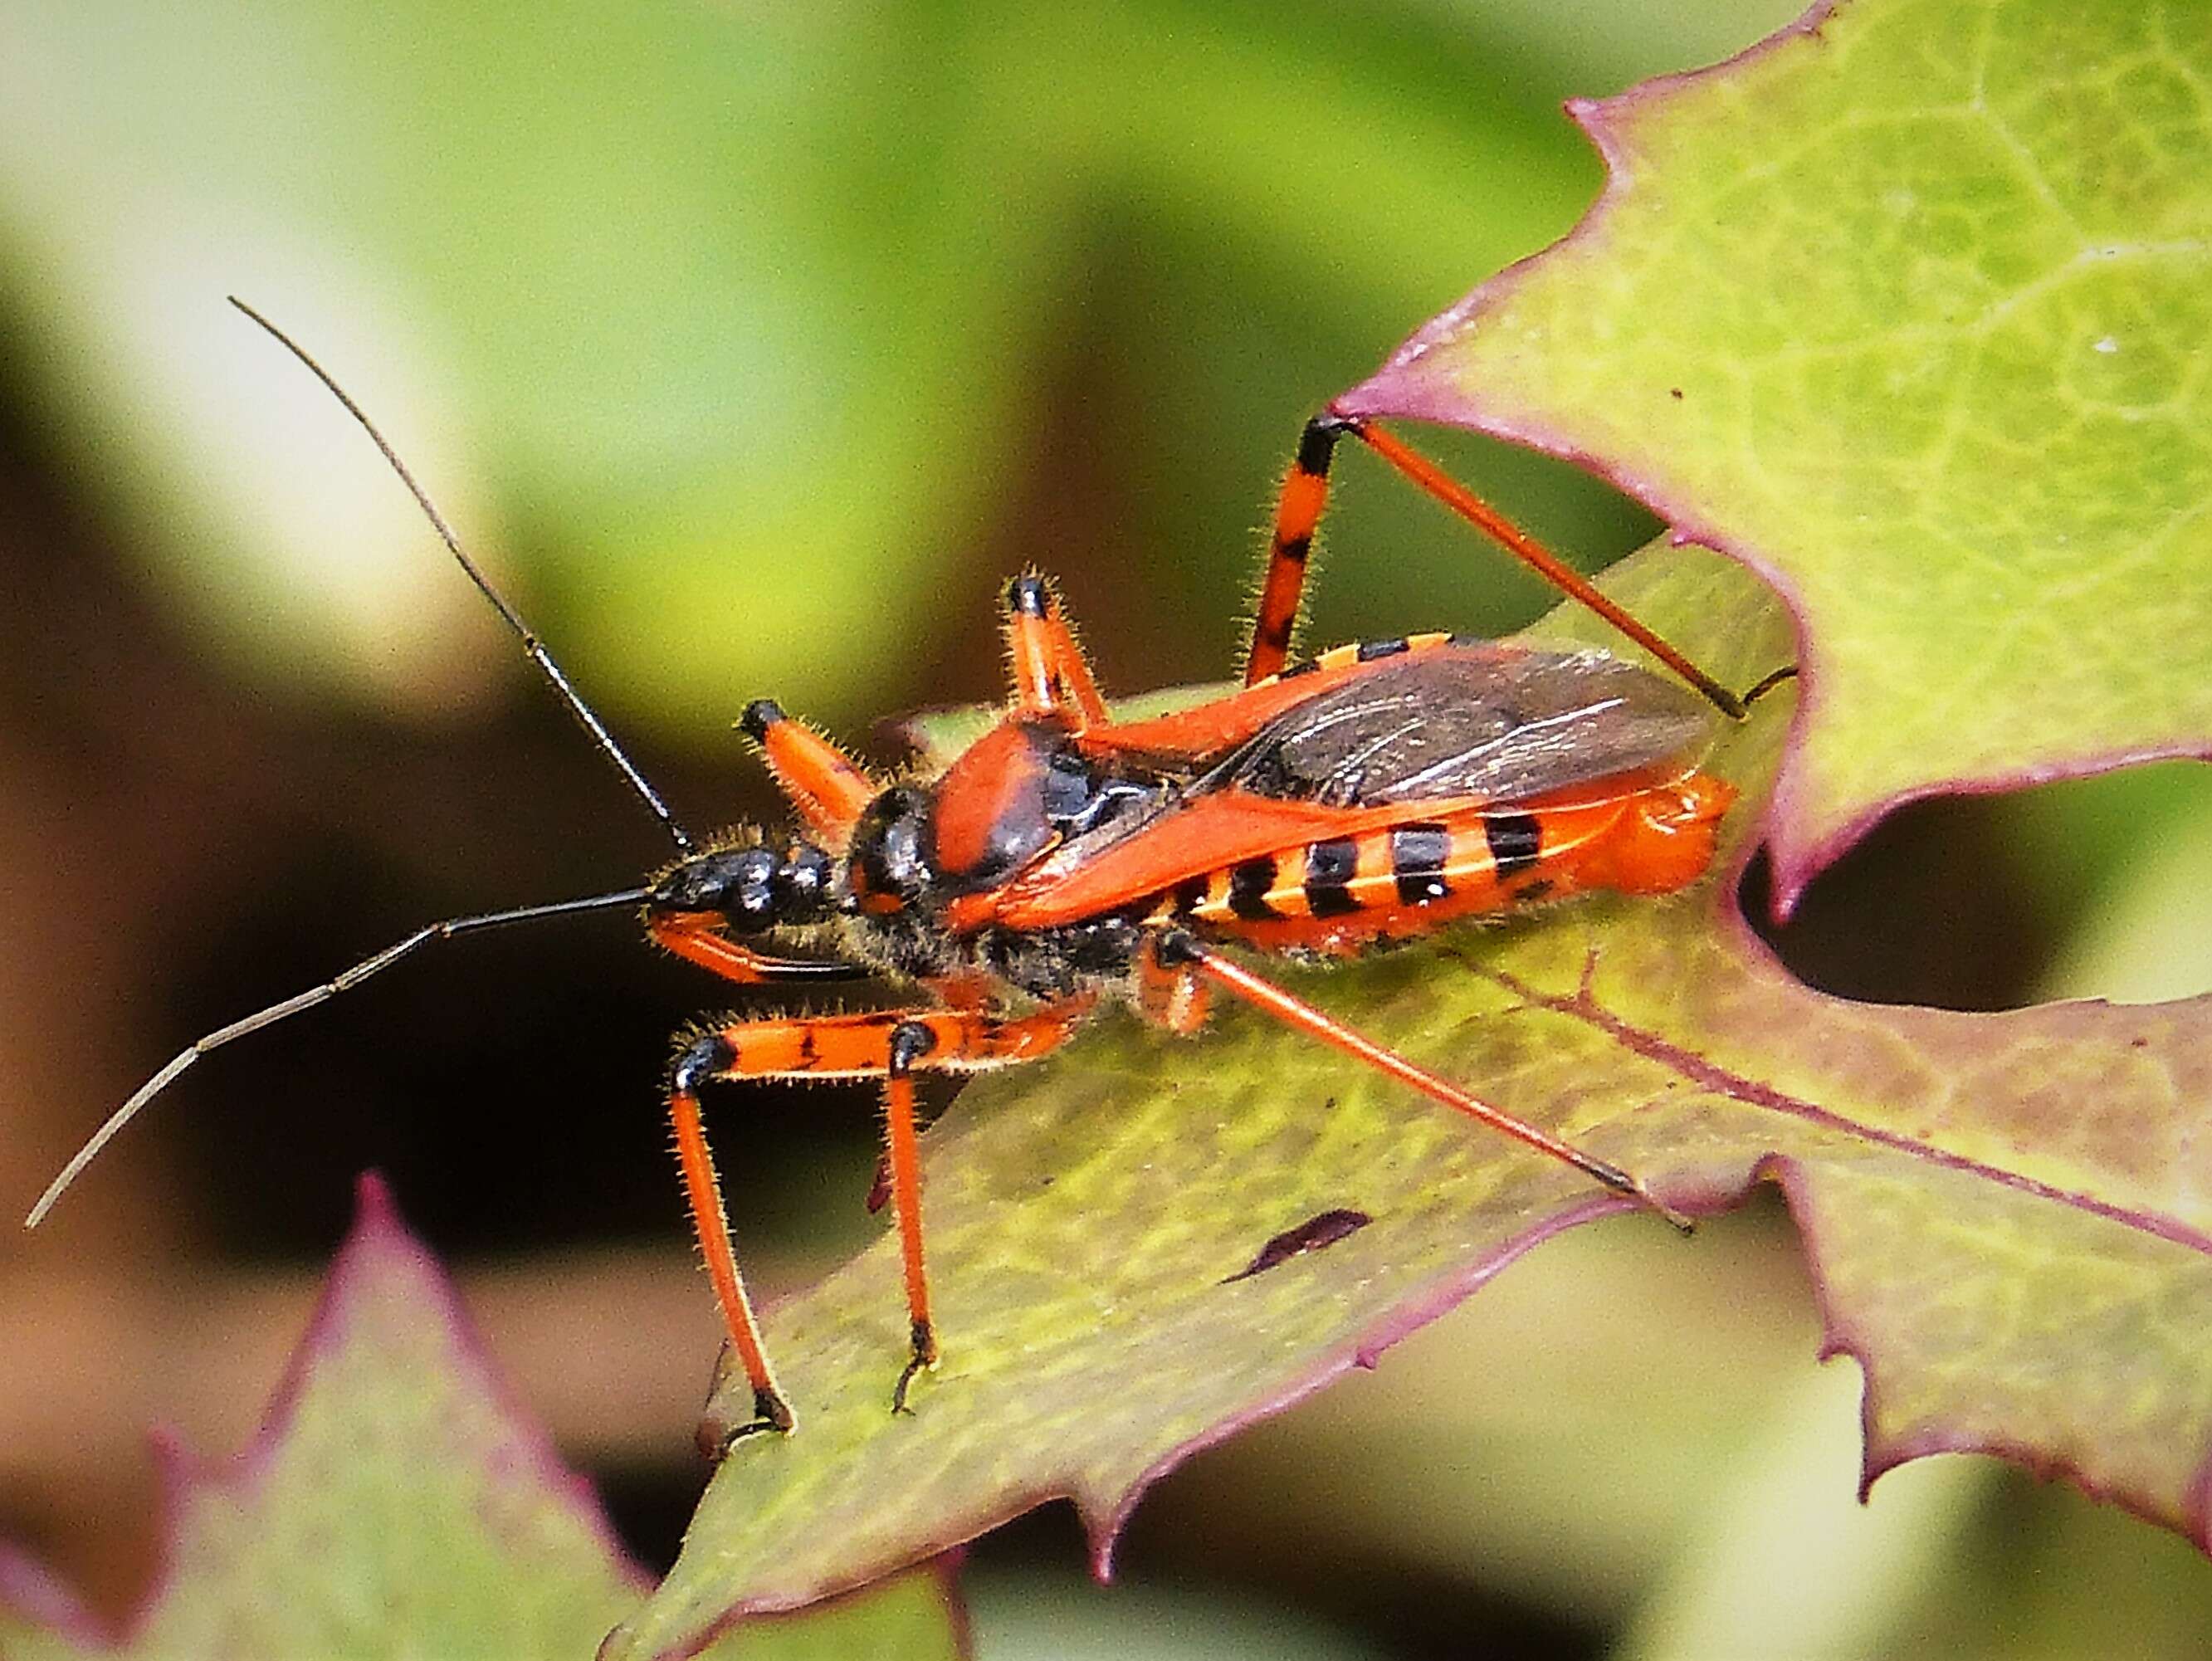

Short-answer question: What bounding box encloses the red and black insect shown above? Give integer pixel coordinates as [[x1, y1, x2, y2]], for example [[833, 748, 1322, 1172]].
[[29, 300, 1785, 1445]]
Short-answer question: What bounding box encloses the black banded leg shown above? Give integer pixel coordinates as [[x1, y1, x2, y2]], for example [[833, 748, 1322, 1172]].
[[1246, 413, 1361, 686]]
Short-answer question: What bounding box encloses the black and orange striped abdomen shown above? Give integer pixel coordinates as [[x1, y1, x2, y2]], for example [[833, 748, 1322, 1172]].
[[1155, 772, 1736, 955]]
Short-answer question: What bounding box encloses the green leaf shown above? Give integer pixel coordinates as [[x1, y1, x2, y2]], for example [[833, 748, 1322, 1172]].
[[1338, 0, 2212, 905], [0, 1180, 964, 1661], [610, 545, 2212, 1657]]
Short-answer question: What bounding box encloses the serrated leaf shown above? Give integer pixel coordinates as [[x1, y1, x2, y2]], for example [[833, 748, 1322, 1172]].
[[608, 545, 2212, 1658], [1337, 0, 2212, 905], [0, 1179, 963, 1661]]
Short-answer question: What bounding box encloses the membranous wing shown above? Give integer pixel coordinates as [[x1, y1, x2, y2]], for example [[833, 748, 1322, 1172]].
[[1197, 643, 1719, 809], [984, 642, 1721, 931]]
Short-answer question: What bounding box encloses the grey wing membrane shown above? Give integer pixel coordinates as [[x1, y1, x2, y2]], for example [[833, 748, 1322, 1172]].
[[1199, 643, 1722, 809]]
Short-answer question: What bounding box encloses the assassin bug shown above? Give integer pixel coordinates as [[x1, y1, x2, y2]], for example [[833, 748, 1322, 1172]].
[[29, 300, 1786, 1444]]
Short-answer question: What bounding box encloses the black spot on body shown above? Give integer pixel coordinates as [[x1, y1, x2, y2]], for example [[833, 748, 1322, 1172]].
[[1484, 813, 1543, 877], [1303, 838, 1360, 917], [1389, 824, 1451, 905], [1355, 637, 1409, 662], [1228, 857, 1282, 921]]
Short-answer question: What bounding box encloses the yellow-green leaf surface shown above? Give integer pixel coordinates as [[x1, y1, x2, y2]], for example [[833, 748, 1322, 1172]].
[[609, 548, 2212, 1659], [1339, 0, 2212, 905], [0, 1180, 963, 1661]]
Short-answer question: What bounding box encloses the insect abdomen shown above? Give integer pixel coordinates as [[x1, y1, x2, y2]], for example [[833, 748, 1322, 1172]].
[[1169, 818, 1526, 930], [1158, 774, 1732, 953]]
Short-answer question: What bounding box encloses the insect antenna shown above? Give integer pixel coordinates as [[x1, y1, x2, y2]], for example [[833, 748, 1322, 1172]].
[[227, 296, 696, 854], [24, 886, 654, 1229]]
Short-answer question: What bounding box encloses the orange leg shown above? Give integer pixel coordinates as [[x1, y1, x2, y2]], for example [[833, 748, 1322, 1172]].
[[1245, 415, 1353, 686], [668, 996, 1096, 1443], [884, 1022, 937, 1411], [1136, 934, 1212, 1035], [1004, 574, 1111, 728], [739, 699, 879, 840], [650, 915, 862, 984], [1155, 931, 1692, 1229]]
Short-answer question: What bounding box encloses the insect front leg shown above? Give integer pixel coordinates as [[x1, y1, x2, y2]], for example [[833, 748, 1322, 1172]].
[[738, 699, 881, 840], [669, 997, 1096, 1448]]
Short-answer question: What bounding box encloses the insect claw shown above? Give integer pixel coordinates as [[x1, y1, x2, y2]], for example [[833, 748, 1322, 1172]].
[[701, 1384, 798, 1459], [891, 1319, 940, 1416], [1580, 1153, 1697, 1234], [1740, 663, 1800, 707]]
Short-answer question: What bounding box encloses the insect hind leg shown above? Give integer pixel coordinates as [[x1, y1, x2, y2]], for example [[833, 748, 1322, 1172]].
[[1152, 930, 1694, 1232], [1342, 419, 1748, 720]]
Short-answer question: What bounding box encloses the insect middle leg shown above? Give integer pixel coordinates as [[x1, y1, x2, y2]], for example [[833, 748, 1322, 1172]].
[[1003, 574, 1110, 727], [668, 996, 1097, 1444]]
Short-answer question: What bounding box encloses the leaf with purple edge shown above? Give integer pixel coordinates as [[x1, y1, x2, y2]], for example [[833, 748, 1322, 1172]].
[[611, 544, 2212, 1658], [0, 1177, 964, 1661], [1336, 0, 2212, 906]]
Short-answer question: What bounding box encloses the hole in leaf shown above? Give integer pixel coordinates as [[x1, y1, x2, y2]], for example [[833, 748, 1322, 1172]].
[[1747, 762, 2212, 1010]]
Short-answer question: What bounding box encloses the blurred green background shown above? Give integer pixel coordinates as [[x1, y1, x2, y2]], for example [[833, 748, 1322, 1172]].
[[3, 1, 2210, 1655]]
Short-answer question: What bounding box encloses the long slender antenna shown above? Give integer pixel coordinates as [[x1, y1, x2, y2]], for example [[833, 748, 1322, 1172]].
[[227, 296, 696, 853], [24, 887, 653, 1229]]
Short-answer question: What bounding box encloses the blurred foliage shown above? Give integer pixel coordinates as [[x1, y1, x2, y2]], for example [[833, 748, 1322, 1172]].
[[0, 1182, 964, 1659], [0, 0, 1804, 729], [6, 2, 2212, 1660]]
